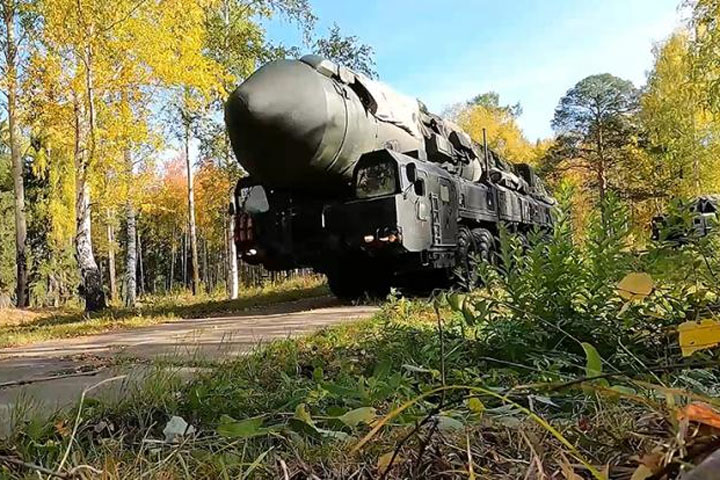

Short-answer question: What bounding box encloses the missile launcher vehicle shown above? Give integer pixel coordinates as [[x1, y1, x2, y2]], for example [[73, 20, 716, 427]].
[[226, 55, 556, 298], [651, 195, 719, 243]]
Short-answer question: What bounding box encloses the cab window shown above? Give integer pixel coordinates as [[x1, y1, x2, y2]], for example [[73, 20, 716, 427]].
[[355, 160, 398, 199], [238, 185, 269, 213]]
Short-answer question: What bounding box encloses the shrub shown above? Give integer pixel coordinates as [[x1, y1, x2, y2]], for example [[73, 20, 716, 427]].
[[455, 187, 719, 367]]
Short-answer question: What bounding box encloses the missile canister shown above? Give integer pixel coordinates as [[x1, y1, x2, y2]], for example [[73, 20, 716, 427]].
[[225, 55, 425, 195]]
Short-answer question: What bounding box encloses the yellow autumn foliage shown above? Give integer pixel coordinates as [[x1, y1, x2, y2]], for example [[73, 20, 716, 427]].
[[454, 101, 548, 166]]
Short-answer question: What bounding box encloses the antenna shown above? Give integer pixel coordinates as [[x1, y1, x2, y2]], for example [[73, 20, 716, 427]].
[[482, 128, 490, 178]]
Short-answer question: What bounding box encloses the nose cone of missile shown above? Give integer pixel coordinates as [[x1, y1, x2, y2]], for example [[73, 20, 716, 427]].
[[225, 59, 346, 192]]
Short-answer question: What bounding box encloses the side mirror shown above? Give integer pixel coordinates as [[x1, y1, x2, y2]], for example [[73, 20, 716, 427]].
[[406, 163, 417, 183]]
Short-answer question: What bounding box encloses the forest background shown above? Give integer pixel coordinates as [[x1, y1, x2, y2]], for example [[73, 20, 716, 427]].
[[1, 0, 719, 312]]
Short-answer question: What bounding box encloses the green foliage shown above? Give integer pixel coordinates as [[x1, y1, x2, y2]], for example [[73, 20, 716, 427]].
[[23, 164, 80, 307], [0, 151, 15, 300], [313, 23, 376, 78], [468, 91, 522, 118], [547, 74, 641, 208], [688, 0, 720, 113], [455, 190, 719, 369], [6, 267, 719, 477], [640, 32, 720, 200], [552, 74, 639, 135]]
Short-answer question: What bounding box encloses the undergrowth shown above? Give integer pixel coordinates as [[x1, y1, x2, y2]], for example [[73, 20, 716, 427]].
[[1, 195, 719, 479]]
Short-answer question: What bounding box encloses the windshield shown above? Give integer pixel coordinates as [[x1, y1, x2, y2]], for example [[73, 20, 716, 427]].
[[355, 161, 398, 199]]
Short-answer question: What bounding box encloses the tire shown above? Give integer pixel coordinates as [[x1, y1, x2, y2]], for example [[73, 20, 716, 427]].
[[455, 227, 479, 289], [471, 228, 495, 265], [327, 269, 365, 299], [326, 258, 391, 300]]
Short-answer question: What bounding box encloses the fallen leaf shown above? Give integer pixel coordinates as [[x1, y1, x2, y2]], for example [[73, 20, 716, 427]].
[[558, 452, 583, 480], [678, 319, 720, 357], [617, 273, 654, 301], [295, 403, 313, 425], [467, 397, 485, 414], [577, 417, 591, 432], [402, 364, 440, 377], [163, 416, 195, 443], [581, 342, 603, 377], [677, 402, 720, 430], [54, 419, 70, 437], [436, 415, 464, 432], [338, 407, 376, 428], [93, 420, 109, 434], [217, 415, 264, 439], [630, 465, 653, 480], [377, 452, 403, 472], [638, 452, 663, 472], [316, 427, 350, 441], [447, 292, 466, 311]]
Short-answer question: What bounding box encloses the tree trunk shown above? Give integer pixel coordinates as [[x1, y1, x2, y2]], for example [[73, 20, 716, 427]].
[[106, 210, 117, 302], [75, 176, 105, 311], [182, 231, 187, 288], [72, 40, 105, 312], [137, 223, 145, 296], [74, 93, 106, 312], [202, 237, 209, 292], [123, 203, 137, 307], [228, 202, 238, 299], [596, 121, 608, 223], [3, 1, 28, 308], [183, 112, 201, 295], [169, 229, 176, 292]]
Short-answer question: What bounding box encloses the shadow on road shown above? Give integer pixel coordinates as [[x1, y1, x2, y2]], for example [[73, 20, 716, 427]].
[[5, 285, 336, 336]]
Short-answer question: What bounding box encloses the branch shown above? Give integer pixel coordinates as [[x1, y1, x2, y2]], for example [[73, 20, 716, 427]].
[[100, 0, 149, 34], [0, 455, 69, 479]]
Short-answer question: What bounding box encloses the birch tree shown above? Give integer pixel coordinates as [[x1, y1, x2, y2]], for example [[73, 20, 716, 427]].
[[0, 0, 35, 307]]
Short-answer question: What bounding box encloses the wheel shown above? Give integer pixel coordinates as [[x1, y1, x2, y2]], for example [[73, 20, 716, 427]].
[[326, 257, 391, 300], [327, 268, 365, 299], [455, 227, 479, 289], [471, 228, 495, 264]]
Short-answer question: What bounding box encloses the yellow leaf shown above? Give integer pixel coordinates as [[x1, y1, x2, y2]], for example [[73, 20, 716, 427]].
[[678, 319, 720, 357], [294, 403, 313, 425], [467, 397, 485, 415], [630, 465, 653, 480], [377, 452, 403, 472], [617, 273, 654, 301], [54, 419, 70, 437]]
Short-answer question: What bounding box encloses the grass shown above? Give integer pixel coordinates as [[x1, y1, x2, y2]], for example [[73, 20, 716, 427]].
[[2, 294, 718, 479], [0, 308, 45, 328], [2, 199, 720, 478], [0, 275, 328, 348]]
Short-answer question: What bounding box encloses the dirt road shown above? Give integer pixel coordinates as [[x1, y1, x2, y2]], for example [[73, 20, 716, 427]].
[[0, 297, 378, 425]]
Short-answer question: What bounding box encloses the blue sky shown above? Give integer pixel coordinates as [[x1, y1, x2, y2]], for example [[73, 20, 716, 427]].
[[266, 0, 685, 141]]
